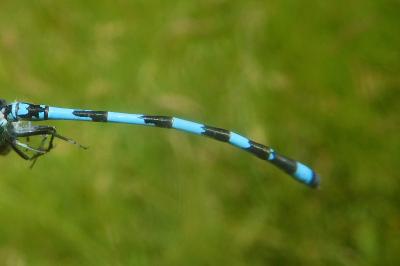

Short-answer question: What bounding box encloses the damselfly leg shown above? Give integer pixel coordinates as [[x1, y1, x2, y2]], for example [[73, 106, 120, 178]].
[[8, 123, 87, 167]]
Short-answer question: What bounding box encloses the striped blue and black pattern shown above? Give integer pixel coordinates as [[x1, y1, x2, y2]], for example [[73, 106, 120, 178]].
[[2, 101, 320, 188]]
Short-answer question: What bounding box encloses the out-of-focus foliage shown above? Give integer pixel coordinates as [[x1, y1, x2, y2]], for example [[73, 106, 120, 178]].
[[0, 1, 398, 265]]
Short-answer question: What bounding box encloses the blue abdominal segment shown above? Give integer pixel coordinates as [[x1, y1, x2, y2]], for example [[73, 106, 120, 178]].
[[49, 107, 80, 121], [294, 162, 314, 184], [108, 112, 146, 125], [294, 162, 319, 187], [172, 118, 205, 135], [229, 132, 251, 149]]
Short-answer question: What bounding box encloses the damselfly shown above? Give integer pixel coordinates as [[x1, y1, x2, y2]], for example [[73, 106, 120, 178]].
[[0, 100, 320, 188]]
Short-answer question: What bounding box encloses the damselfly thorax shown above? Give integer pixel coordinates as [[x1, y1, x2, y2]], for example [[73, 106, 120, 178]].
[[0, 99, 86, 167]]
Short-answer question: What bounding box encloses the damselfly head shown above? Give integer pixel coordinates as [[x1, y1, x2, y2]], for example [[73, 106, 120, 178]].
[[0, 99, 7, 107], [0, 99, 10, 155], [0, 141, 10, 156], [0, 99, 8, 125]]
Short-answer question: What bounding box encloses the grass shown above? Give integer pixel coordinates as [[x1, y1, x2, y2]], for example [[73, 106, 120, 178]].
[[0, 0, 399, 265]]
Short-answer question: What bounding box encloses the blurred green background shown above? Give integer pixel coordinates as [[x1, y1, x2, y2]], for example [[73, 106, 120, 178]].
[[0, 0, 399, 265]]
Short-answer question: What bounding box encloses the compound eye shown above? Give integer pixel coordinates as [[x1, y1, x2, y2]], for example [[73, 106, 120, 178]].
[[0, 99, 7, 108], [0, 142, 11, 156]]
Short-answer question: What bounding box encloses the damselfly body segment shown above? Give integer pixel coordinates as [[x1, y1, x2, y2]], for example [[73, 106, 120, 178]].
[[0, 100, 320, 188]]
